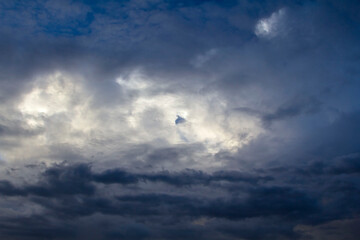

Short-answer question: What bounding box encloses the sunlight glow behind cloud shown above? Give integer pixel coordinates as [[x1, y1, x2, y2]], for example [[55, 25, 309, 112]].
[[1, 1, 358, 238], [16, 70, 262, 165]]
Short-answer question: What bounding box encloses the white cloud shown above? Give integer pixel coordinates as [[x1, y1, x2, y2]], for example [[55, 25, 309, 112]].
[[255, 8, 286, 38], [10, 70, 263, 168], [116, 69, 150, 90]]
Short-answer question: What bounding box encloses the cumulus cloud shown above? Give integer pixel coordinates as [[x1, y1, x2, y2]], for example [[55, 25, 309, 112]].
[[0, 0, 360, 239]]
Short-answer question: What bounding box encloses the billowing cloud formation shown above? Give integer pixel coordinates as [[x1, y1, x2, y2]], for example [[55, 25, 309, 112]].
[[0, 0, 360, 239]]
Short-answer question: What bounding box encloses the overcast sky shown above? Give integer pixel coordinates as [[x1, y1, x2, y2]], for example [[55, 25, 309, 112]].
[[0, 0, 360, 239]]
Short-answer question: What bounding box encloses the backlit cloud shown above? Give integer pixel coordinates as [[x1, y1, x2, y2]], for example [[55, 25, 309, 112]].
[[0, 0, 359, 239]]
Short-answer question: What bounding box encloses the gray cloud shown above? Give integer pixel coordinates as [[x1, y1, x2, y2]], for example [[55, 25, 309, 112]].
[[0, 0, 360, 239]]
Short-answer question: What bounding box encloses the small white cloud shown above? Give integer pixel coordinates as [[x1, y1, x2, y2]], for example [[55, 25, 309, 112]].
[[116, 69, 150, 90], [255, 8, 286, 38]]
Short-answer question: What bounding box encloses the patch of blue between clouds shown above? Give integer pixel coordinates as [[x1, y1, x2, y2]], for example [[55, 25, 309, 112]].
[[175, 115, 186, 125]]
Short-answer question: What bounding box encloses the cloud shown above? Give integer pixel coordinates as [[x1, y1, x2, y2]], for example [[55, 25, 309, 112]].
[[0, 163, 272, 198], [0, 164, 95, 197], [0, 158, 358, 239], [255, 8, 286, 38], [262, 96, 322, 126], [0, 215, 76, 240], [0, 180, 27, 196], [190, 48, 218, 68], [327, 153, 360, 174], [0, 0, 360, 239], [93, 168, 139, 185], [295, 218, 360, 240]]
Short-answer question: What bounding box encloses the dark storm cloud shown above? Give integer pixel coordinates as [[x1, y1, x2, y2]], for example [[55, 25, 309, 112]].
[[94, 166, 272, 186], [0, 162, 359, 239], [0, 163, 272, 197], [1, 0, 360, 239], [201, 187, 319, 221], [93, 168, 139, 185], [0, 180, 27, 196], [262, 96, 322, 126], [0, 216, 76, 240], [0, 165, 319, 220], [0, 164, 95, 197], [0, 162, 356, 214], [328, 153, 360, 174]]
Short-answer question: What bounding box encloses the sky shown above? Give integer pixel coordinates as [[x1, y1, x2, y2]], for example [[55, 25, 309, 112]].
[[0, 0, 360, 239]]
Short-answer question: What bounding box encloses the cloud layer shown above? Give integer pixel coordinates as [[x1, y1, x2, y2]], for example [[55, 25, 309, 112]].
[[0, 0, 360, 239]]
